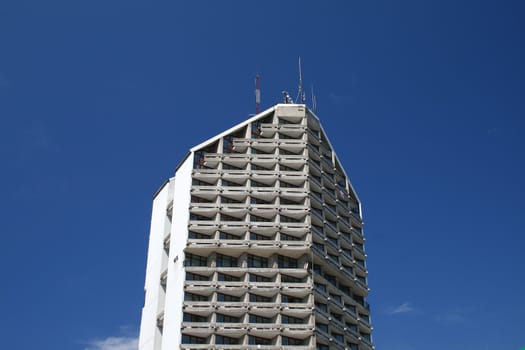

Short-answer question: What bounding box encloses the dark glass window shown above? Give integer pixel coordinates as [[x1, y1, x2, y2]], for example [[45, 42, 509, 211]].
[[215, 335, 239, 344], [184, 293, 208, 301], [216, 253, 238, 267], [248, 336, 272, 345], [249, 314, 272, 323], [216, 313, 240, 323], [281, 315, 304, 324], [183, 313, 207, 322], [250, 294, 272, 302], [278, 255, 298, 268], [185, 272, 208, 281], [248, 254, 269, 268], [282, 336, 306, 345], [182, 335, 207, 344], [185, 253, 207, 267], [282, 294, 304, 303], [250, 274, 272, 282], [217, 273, 240, 282], [217, 293, 240, 302]]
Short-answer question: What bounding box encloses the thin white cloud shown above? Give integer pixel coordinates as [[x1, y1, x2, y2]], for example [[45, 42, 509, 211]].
[[388, 302, 414, 314], [84, 336, 138, 350]]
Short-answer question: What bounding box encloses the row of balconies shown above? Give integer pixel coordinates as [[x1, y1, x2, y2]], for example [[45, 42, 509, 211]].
[[259, 123, 307, 138], [185, 281, 313, 298], [231, 138, 307, 153], [189, 221, 310, 235], [192, 168, 308, 184], [203, 153, 308, 169]]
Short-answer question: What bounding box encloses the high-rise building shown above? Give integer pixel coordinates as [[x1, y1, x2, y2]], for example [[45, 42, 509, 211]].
[[138, 103, 373, 350]]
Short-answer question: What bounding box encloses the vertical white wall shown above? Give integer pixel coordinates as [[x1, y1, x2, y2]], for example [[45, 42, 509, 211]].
[[161, 153, 194, 349], [139, 180, 174, 350]]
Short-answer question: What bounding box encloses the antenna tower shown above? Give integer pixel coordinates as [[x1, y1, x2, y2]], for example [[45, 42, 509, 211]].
[[255, 74, 261, 114], [296, 57, 306, 104]]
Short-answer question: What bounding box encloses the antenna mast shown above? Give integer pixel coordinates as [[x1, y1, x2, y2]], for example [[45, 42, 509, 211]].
[[255, 74, 261, 114], [297, 57, 306, 104]]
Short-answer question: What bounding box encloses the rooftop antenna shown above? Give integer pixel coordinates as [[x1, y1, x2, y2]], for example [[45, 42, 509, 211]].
[[311, 84, 317, 112], [296, 57, 306, 104], [255, 74, 261, 114]]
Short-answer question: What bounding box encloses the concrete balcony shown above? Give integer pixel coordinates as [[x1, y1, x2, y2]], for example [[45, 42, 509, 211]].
[[281, 303, 313, 318], [192, 168, 221, 182], [222, 169, 250, 182], [278, 124, 306, 138], [191, 186, 221, 200], [281, 283, 312, 298], [249, 204, 279, 217], [249, 222, 280, 234], [190, 203, 220, 217], [250, 187, 280, 201], [280, 222, 309, 235], [279, 139, 306, 154], [280, 171, 308, 185], [260, 123, 278, 137], [219, 221, 249, 234], [180, 322, 214, 336], [188, 220, 219, 234], [280, 188, 309, 201], [279, 155, 307, 168], [182, 301, 215, 314], [251, 170, 279, 184], [251, 154, 279, 168]]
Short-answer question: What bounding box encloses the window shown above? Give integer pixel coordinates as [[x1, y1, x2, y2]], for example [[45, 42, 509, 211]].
[[329, 293, 342, 304], [186, 272, 208, 281], [217, 273, 240, 282], [185, 253, 207, 267], [278, 255, 298, 268], [281, 294, 304, 303], [251, 180, 272, 187], [282, 336, 306, 345], [347, 342, 359, 350], [250, 294, 272, 303], [250, 232, 272, 240], [249, 314, 272, 323], [221, 196, 244, 204], [219, 231, 239, 240], [281, 274, 303, 283], [280, 215, 302, 223], [280, 233, 301, 241], [315, 283, 327, 293], [182, 335, 206, 344], [250, 214, 273, 222], [315, 302, 328, 313], [324, 273, 336, 285], [248, 254, 268, 268], [250, 274, 272, 282], [317, 345, 329, 350], [332, 333, 344, 343], [222, 179, 244, 187], [248, 336, 272, 345], [183, 313, 207, 322], [215, 335, 239, 345], [221, 213, 243, 221], [344, 302, 357, 314], [281, 315, 304, 324], [346, 322, 358, 333], [317, 323, 329, 333], [188, 231, 210, 239], [216, 253, 238, 267], [330, 312, 342, 322], [216, 313, 240, 323], [184, 293, 208, 301], [217, 293, 240, 302]]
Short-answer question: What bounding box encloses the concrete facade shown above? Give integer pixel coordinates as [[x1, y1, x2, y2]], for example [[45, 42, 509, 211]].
[[139, 104, 373, 350]]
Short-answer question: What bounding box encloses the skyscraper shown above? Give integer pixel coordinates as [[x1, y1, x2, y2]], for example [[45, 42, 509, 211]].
[[138, 103, 373, 350]]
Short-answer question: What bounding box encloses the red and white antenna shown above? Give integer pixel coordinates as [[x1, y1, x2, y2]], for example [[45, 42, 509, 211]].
[[255, 74, 261, 114]]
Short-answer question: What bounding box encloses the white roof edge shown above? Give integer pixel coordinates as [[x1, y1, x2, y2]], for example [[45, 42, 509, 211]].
[[190, 105, 278, 153]]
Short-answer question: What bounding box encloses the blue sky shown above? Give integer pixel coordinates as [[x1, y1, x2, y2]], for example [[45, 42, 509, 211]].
[[1, 1, 524, 349]]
